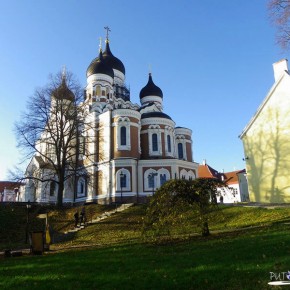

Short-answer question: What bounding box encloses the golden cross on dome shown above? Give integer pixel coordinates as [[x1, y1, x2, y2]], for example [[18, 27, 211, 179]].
[[104, 26, 111, 41]]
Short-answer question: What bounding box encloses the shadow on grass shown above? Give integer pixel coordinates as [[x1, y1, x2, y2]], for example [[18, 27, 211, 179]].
[[1, 224, 289, 290]]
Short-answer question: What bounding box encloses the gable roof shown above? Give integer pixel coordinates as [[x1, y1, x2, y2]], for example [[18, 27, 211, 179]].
[[198, 164, 220, 179], [0, 181, 23, 193], [223, 169, 245, 185], [198, 163, 245, 186], [239, 70, 289, 139]]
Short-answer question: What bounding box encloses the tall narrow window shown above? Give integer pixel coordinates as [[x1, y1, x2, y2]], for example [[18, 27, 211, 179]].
[[160, 174, 167, 186], [148, 175, 154, 188], [152, 133, 158, 151], [121, 126, 126, 146], [178, 143, 184, 159], [50, 181, 55, 196], [77, 178, 86, 197], [120, 174, 127, 188], [167, 135, 171, 152]]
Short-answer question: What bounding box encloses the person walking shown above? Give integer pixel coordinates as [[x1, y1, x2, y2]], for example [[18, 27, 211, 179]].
[[80, 206, 86, 226], [74, 211, 79, 228]]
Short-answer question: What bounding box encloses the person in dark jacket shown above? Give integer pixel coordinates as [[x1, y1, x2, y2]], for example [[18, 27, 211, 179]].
[[74, 211, 79, 228], [80, 207, 86, 226]]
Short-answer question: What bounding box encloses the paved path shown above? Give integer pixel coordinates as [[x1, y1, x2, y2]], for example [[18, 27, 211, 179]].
[[64, 203, 134, 234]]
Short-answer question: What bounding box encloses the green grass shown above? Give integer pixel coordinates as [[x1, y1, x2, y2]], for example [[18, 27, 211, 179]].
[[1, 225, 290, 289], [0, 203, 117, 250], [1, 204, 290, 289]]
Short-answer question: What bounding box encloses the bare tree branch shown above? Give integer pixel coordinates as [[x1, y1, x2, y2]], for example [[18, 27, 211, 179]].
[[269, 0, 290, 49], [13, 71, 100, 206]]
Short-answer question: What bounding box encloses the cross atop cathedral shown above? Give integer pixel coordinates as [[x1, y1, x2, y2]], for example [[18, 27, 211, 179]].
[[104, 26, 111, 42]]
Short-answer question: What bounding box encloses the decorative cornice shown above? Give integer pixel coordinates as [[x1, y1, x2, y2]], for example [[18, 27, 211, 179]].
[[87, 74, 113, 85], [112, 109, 141, 119], [141, 117, 175, 127], [138, 159, 198, 168], [175, 127, 192, 136]]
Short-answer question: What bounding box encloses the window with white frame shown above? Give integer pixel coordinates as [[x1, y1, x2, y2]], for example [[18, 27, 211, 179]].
[[144, 170, 158, 191], [120, 126, 126, 146], [180, 169, 188, 180], [148, 174, 155, 188], [149, 125, 162, 156], [167, 135, 171, 153], [77, 177, 86, 197], [117, 118, 131, 150], [160, 174, 167, 186], [116, 169, 131, 191], [157, 168, 170, 187], [165, 126, 174, 157], [188, 170, 196, 180], [176, 136, 187, 160], [144, 168, 170, 191], [50, 181, 56, 196], [152, 133, 158, 151], [178, 143, 184, 159]]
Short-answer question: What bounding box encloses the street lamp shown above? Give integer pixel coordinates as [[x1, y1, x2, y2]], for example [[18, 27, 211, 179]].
[[26, 200, 31, 243], [120, 171, 124, 204], [148, 172, 158, 195]]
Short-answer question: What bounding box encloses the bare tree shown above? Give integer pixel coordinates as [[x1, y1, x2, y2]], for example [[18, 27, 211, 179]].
[[269, 0, 290, 49], [14, 72, 97, 206]]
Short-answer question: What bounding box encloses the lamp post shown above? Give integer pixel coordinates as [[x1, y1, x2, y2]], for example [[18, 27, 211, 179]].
[[25, 200, 31, 243], [120, 171, 124, 204], [149, 172, 158, 196]]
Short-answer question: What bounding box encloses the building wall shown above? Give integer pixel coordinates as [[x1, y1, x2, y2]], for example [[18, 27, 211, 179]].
[[242, 74, 290, 203]]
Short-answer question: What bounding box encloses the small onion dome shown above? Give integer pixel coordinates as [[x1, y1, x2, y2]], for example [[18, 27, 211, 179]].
[[52, 78, 75, 102], [86, 50, 114, 78], [141, 111, 172, 120], [139, 73, 163, 99], [103, 41, 125, 75]]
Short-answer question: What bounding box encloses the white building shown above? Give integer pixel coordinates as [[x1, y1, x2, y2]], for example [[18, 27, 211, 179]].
[[198, 161, 249, 203]]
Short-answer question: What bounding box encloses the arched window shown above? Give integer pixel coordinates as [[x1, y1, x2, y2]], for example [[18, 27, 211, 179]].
[[120, 173, 127, 188], [152, 133, 158, 151], [77, 177, 86, 197], [148, 174, 155, 189], [121, 126, 126, 146], [160, 174, 167, 186], [117, 118, 131, 150], [96, 86, 101, 96], [167, 135, 171, 153], [116, 169, 131, 191], [178, 143, 184, 159], [50, 181, 56, 196]]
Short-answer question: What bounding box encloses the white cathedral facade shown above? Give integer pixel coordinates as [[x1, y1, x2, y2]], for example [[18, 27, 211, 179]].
[[22, 33, 198, 204]]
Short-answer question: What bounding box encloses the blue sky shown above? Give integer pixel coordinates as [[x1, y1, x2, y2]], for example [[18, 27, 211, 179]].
[[0, 0, 285, 179]]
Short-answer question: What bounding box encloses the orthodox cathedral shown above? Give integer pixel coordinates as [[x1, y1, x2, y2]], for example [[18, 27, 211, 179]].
[[22, 29, 198, 204]]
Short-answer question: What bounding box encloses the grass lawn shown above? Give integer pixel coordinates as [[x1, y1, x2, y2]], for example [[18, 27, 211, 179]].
[[1, 204, 290, 289]]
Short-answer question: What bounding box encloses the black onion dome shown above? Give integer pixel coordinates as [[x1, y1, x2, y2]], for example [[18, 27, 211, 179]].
[[139, 73, 163, 99], [141, 111, 172, 120], [103, 41, 125, 75], [86, 50, 114, 78], [52, 78, 75, 101]]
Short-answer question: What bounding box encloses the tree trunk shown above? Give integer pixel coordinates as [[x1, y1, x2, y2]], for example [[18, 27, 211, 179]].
[[57, 176, 64, 207]]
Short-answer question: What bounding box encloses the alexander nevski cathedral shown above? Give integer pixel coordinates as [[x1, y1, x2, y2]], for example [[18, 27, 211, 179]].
[[22, 29, 198, 204]]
